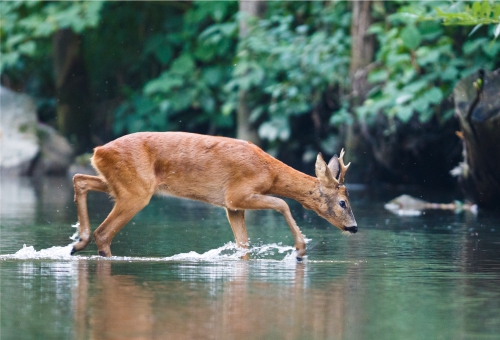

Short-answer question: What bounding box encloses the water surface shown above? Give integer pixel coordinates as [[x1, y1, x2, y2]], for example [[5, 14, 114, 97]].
[[1, 177, 500, 339]]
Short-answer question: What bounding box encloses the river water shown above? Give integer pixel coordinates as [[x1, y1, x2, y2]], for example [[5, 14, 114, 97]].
[[1, 177, 499, 339]]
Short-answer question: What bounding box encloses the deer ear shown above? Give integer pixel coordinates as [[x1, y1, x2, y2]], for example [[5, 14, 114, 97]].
[[328, 155, 340, 181], [315, 153, 335, 187]]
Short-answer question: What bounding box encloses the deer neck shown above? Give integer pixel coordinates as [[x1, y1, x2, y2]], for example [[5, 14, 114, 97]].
[[268, 166, 320, 209]]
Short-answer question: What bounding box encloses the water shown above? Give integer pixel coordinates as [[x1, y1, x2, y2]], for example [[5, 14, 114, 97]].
[[1, 177, 500, 339]]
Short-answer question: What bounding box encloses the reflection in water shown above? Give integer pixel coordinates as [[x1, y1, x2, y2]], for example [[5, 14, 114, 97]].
[[0, 176, 36, 221], [2, 178, 500, 339], [71, 260, 351, 340], [74, 261, 155, 340]]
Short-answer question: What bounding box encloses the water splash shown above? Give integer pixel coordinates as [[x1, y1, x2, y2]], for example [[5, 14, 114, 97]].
[[69, 222, 79, 241], [1, 244, 75, 260], [0, 242, 300, 262]]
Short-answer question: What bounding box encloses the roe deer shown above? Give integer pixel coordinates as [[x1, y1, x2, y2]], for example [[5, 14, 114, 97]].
[[72, 132, 357, 260]]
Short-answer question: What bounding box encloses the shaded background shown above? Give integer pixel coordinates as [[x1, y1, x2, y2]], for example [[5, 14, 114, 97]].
[[1, 1, 499, 188]]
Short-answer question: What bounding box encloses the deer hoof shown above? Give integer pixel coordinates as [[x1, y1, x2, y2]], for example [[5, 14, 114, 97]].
[[98, 250, 110, 257], [296, 247, 306, 260]]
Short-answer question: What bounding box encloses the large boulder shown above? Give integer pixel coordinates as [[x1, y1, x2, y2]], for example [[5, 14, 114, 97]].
[[0, 86, 74, 176], [36, 123, 74, 176], [0, 87, 39, 175]]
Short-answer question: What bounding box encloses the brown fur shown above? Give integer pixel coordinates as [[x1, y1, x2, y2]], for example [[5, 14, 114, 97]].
[[72, 132, 357, 258]]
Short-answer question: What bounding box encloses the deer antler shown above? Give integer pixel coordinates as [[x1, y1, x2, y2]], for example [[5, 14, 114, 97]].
[[332, 148, 351, 186]]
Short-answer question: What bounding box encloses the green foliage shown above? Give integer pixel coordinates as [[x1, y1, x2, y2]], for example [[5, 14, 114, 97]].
[[114, 1, 238, 135], [1, 0, 499, 163], [356, 1, 500, 126], [115, 0, 351, 144], [224, 1, 351, 143], [436, 0, 500, 26], [0, 1, 103, 72], [432, 0, 500, 39]]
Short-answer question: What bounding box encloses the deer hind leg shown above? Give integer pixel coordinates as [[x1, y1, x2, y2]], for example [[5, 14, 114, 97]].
[[225, 209, 249, 260], [227, 193, 306, 260], [72, 174, 108, 254], [93, 193, 151, 257]]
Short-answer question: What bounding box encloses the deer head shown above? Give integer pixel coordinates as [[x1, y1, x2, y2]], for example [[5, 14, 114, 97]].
[[314, 149, 357, 234]]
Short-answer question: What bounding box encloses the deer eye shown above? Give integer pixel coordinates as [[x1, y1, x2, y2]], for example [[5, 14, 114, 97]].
[[339, 200, 346, 209]]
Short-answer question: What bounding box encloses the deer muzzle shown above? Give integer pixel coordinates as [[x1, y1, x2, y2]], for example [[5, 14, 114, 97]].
[[344, 225, 358, 234]]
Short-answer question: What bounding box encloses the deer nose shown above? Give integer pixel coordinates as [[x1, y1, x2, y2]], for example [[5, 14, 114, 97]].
[[345, 225, 358, 234]]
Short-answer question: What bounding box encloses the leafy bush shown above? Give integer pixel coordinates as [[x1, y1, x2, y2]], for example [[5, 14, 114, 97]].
[[0, 1, 103, 73], [224, 1, 351, 143], [355, 1, 500, 127], [113, 1, 238, 135], [2, 0, 499, 173]]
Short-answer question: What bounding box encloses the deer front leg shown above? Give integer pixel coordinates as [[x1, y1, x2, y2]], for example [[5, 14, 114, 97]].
[[226, 209, 250, 260], [226, 193, 306, 260], [72, 174, 108, 254], [93, 196, 151, 257]]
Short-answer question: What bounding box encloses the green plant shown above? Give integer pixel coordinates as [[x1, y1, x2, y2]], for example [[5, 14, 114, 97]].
[[356, 1, 500, 127], [224, 1, 351, 143], [436, 0, 500, 34], [113, 1, 238, 135], [0, 1, 103, 73]]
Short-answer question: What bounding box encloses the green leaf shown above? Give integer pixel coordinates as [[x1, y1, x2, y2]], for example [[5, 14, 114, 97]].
[[0, 52, 20, 72], [441, 66, 458, 81], [194, 44, 216, 61], [222, 102, 235, 116], [411, 95, 430, 113], [472, 2, 483, 18], [463, 38, 488, 54], [144, 75, 184, 95], [395, 106, 414, 122], [367, 23, 384, 35], [442, 108, 455, 121], [418, 21, 443, 41], [402, 79, 428, 94], [482, 40, 500, 57], [387, 53, 411, 65], [479, 1, 491, 19], [401, 24, 422, 50], [418, 108, 434, 123], [395, 93, 413, 105], [258, 117, 290, 142], [249, 106, 264, 123], [416, 47, 440, 65], [170, 54, 195, 75], [368, 69, 388, 83], [5, 34, 25, 48], [424, 87, 443, 104], [495, 4, 500, 20], [17, 41, 36, 55]]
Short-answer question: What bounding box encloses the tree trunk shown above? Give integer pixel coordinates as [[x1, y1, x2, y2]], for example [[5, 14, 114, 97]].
[[53, 29, 92, 154], [453, 69, 500, 209], [346, 1, 374, 181], [236, 1, 264, 144], [350, 0, 374, 103]]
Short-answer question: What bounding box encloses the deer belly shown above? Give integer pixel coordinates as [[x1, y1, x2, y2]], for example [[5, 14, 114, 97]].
[[155, 182, 226, 207]]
